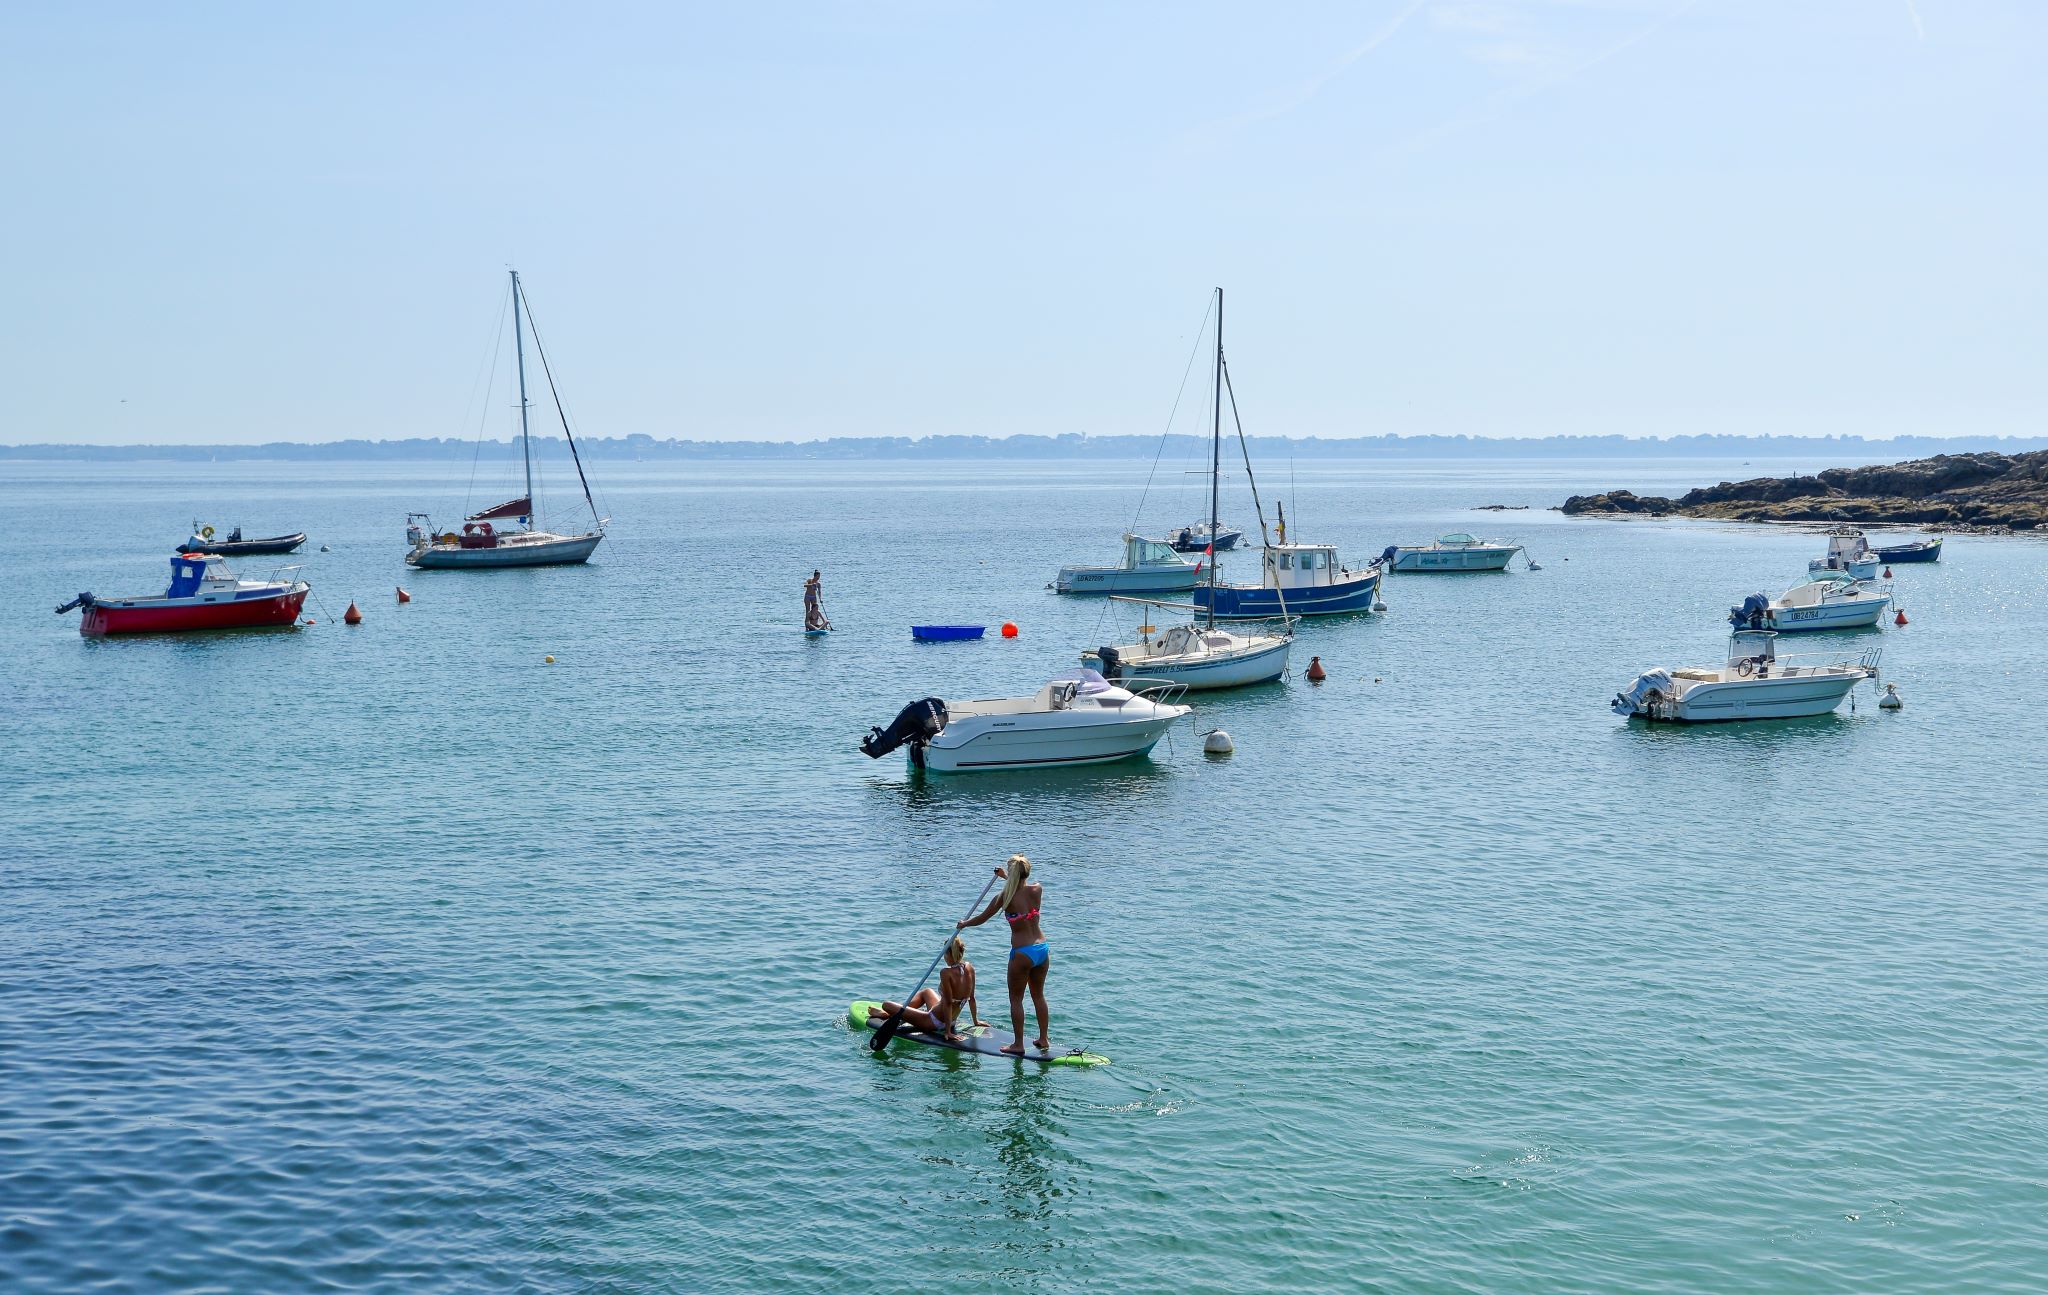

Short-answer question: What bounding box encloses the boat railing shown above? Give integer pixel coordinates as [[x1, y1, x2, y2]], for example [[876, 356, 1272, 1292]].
[[1122, 677, 1192, 709], [1743, 645, 1883, 677]]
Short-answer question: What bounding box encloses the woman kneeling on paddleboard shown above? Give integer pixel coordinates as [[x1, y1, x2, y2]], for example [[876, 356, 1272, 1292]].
[[865, 937, 983, 1042], [958, 854, 1049, 1057]]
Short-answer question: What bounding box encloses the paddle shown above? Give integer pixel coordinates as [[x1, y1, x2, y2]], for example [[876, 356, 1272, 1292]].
[[869, 873, 1001, 1052]]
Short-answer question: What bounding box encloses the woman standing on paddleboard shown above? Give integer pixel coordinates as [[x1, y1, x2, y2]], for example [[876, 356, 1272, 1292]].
[[959, 854, 1049, 1057]]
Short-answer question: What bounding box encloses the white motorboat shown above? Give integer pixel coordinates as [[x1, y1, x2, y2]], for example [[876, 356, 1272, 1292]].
[[1382, 533, 1523, 572], [1807, 527, 1879, 580], [1730, 572, 1890, 632], [860, 670, 1191, 773], [1054, 534, 1202, 595], [406, 270, 607, 570], [1613, 630, 1880, 722], [1084, 620, 1290, 690]]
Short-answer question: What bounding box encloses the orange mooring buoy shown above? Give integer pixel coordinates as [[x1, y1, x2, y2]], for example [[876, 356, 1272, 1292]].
[[1895, 608, 1908, 627], [1306, 655, 1327, 683], [344, 601, 363, 625], [396, 586, 411, 603], [1001, 621, 1019, 638]]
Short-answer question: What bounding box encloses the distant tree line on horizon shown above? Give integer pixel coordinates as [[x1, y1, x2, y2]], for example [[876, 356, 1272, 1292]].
[[5, 431, 2045, 462]]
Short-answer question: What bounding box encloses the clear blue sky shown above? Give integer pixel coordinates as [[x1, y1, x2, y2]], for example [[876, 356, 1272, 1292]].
[[3, 2, 2040, 445]]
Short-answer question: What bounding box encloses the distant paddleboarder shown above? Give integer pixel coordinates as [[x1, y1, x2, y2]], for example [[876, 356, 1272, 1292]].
[[959, 854, 1050, 1057], [804, 569, 831, 631]]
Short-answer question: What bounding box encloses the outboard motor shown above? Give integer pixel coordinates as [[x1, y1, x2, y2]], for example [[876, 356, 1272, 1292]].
[[861, 698, 947, 760], [53, 592, 96, 615], [1728, 593, 1770, 629], [1095, 645, 1123, 681]]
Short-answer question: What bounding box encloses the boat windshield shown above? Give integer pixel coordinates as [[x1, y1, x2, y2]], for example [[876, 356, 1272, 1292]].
[[1127, 536, 1183, 565], [1440, 533, 1478, 545]]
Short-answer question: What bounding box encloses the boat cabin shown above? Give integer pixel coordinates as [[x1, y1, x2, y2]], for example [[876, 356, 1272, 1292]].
[[1121, 534, 1189, 571], [166, 553, 232, 597], [1261, 544, 1349, 589]]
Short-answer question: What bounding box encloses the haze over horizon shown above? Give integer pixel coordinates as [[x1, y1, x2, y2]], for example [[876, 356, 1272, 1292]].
[[4, 2, 2041, 448]]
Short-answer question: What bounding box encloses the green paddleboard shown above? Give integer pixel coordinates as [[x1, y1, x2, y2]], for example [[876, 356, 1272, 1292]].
[[849, 1000, 1109, 1067]]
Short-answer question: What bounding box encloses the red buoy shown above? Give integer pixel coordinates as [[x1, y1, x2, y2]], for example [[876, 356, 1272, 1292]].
[[1306, 655, 1327, 683], [344, 601, 363, 625], [1894, 608, 1908, 627], [1001, 621, 1019, 638], [1883, 566, 1893, 579], [396, 586, 412, 603]]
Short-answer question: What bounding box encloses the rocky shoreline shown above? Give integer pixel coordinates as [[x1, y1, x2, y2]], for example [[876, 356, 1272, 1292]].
[[1559, 450, 2048, 530]]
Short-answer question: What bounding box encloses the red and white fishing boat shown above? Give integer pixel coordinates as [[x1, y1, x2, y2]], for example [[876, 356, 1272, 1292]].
[[55, 553, 310, 636]]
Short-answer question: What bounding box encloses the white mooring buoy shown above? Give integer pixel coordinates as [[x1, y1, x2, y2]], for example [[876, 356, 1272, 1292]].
[[1203, 729, 1235, 756], [1879, 683, 1903, 710]]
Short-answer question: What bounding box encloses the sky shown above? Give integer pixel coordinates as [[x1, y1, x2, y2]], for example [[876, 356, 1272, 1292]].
[[2, 1, 2041, 446]]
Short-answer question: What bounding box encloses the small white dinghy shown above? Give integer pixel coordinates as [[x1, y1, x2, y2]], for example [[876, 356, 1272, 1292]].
[[1613, 630, 1880, 722], [860, 670, 1191, 772]]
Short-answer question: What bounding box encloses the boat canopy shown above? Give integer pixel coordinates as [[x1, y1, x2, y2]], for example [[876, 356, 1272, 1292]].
[[164, 555, 238, 597], [1048, 668, 1113, 694], [468, 496, 532, 523]]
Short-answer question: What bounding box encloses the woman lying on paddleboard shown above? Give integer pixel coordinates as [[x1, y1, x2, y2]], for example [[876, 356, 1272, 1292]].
[[958, 854, 1050, 1057], [865, 937, 983, 1042]]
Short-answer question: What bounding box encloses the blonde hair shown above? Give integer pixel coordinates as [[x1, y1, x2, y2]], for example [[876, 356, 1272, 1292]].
[[1001, 853, 1032, 911], [944, 936, 965, 964]]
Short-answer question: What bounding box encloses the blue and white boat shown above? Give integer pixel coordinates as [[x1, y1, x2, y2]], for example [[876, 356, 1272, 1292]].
[[1167, 520, 1243, 553], [1730, 572, 1889, 633], [1871, 535, 1942, 564], [1191, 542, 1382, 618]]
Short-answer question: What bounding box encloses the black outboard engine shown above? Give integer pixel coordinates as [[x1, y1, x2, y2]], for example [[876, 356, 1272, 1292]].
[[1728, 594, 1770, 629], [53, 592, 96, 615], [1095, 645, 1123, 681], [861, 698, 947, 761]]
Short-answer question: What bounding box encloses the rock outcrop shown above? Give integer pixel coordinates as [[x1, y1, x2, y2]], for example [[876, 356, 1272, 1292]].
[[1560, 451, 2048, 530]]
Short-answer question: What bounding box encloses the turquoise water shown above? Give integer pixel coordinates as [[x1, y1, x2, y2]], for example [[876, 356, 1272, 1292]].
[[5, 455, 2046, 1292]]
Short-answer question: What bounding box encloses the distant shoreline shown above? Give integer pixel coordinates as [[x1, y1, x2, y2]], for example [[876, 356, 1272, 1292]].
[[5, 432, 2045, 463]]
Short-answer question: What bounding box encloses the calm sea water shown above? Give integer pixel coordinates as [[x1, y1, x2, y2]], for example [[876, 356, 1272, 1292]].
[[4, 453, 2046, 1293]]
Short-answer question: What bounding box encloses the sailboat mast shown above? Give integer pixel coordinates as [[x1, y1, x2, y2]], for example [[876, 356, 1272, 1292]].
[[1207, 287, 1223, 630], [511, 269, 533, 525]]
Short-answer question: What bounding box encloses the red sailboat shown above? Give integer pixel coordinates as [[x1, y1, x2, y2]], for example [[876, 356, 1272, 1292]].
[[55, 553, 310, 636]]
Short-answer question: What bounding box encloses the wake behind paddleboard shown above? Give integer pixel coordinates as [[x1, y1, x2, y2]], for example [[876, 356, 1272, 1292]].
[[850, 1000, 1108, 1067]]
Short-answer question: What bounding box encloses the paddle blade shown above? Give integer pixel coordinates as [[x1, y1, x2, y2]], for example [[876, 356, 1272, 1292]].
[[869, 1006, 909, 1051]]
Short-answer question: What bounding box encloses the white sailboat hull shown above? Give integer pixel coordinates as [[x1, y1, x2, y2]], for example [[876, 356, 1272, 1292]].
[[1086, 638, 1289, 690], [407, 532, 604, 569]]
